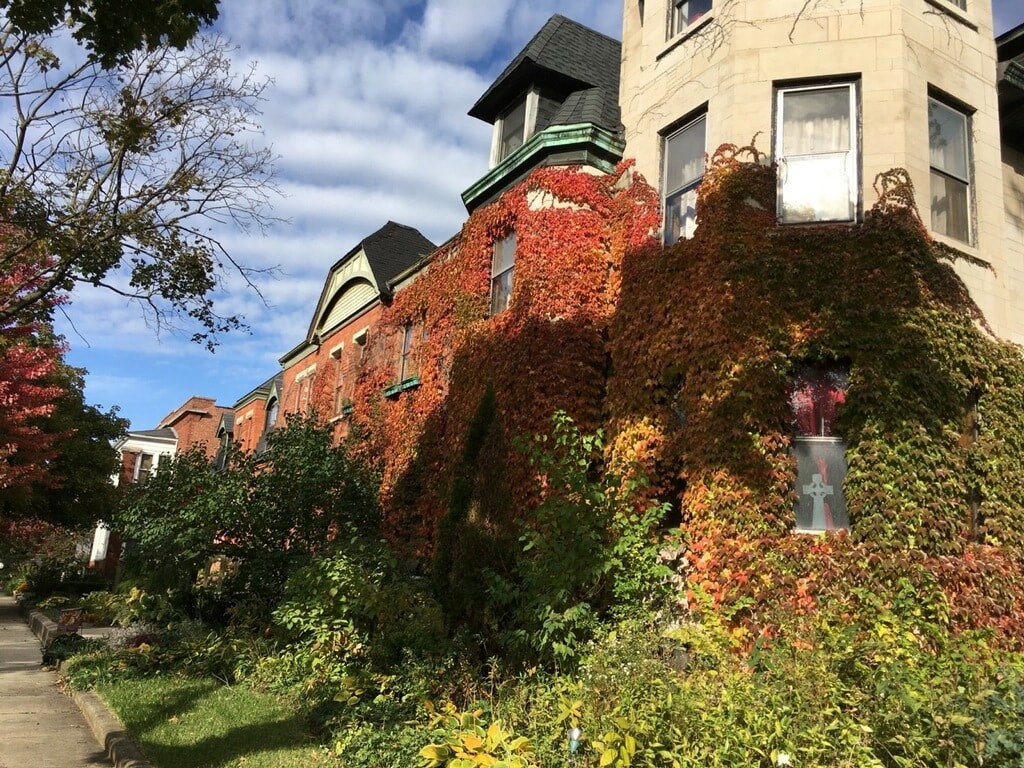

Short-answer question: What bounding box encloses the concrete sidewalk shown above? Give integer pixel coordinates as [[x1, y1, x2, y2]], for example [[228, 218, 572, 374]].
[[0, 593, 109, 768]]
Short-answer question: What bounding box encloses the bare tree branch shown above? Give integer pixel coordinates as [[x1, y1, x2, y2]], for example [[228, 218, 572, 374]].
[[0, 23, 280, 346]]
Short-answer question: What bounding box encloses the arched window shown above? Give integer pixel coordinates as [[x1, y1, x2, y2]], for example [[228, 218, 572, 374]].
[[790, 365, 849, 532], [266, 397, 279, 431]]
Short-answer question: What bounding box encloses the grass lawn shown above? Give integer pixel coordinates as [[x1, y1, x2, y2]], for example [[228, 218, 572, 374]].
[[98, 677, 334, 768]]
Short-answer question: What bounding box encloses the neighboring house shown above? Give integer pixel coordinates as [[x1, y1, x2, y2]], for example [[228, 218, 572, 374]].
[[154, 396, 233, 460], [92, 396, 231, 574], [277, 221, 436, 431], [619, 0, 1024, 345], [112, 428, 178, 487], [231, 374, 284, 455]]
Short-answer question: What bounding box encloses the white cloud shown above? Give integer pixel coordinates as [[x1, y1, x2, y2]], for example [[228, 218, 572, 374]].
[[59, 0, 616, 430], [417, 0, 515, 62]]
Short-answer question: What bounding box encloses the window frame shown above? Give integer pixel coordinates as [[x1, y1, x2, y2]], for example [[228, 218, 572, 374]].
[[330, 345, 346, 416], [398, 322, 416, 383], [662, 112, 707, 245], [667, 0, 712, 38], [135, 452, 154, 483], [265, 396, 279, 431], [775, 80, 860, 224], [490, 232, 517, 316], [927, 94, 973, 245], [490, 90, 539, 167]]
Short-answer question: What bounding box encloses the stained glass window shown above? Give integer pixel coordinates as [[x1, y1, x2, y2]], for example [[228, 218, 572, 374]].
[[790, 366, 850, 532]]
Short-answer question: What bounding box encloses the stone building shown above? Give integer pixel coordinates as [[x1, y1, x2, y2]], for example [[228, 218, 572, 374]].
[[620, 0, 1024, 343]]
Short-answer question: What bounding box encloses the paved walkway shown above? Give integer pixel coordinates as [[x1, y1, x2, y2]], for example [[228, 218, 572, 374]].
[[0, 594, 108, 768]]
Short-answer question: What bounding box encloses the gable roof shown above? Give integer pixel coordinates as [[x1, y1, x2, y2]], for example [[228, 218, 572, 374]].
[[468, 15, 621, 134], [233, 373, 281, 410], [301, 221, 436, 346], [360, 221, 437, 293]]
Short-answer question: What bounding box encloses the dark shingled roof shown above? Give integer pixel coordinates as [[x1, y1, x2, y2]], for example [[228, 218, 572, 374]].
[[469, 15, 621, 134], [233, 372, 283, 409], [217, 413, 234, 435], [360, 221, 437, 294]]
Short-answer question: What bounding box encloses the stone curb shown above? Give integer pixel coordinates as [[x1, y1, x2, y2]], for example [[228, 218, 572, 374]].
[[73, 691, 152, 768], [20, 599, 154, 768]]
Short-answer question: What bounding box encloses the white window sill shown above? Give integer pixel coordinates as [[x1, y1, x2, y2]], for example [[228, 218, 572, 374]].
[[658, 12, 715, 60], [929, 230, 989, 265], [922, 0, 977, 31]]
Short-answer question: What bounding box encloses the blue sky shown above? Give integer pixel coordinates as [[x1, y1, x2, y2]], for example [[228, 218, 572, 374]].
[[56, 0, 1023, 431]]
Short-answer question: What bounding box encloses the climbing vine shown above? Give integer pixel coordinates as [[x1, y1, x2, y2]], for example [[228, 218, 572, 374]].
[[344, 163, 660, 577], [607, 144, 1024, 646]]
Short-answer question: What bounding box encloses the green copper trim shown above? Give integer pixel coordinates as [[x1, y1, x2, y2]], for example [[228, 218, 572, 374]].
[[461, 123, 625, 210], [383, 376, 421, 398], [1003, 60, 1024, 92]]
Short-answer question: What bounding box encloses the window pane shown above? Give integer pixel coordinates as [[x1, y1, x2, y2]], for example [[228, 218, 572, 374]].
[[793, 437, 849, 531], [930, 171, 970, 242], [929, 100, 968, 181], [492, 233, 516, 275], [780, 152, 854, 222], [671, 0, 712, 34], [665, 116, 706, 194], [782, 87, 851, 156], [790, 367, 848, 437], [500, 99, 527, 160], [490, 269, 513, 315], [664, 186, 698, 245]]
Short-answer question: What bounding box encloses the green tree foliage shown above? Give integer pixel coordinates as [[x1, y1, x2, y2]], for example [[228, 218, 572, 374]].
[[0, 20, 276, 346], [0, 0, 219, 67], [115, 413, 378, 617], [489, 413, 670, 670]]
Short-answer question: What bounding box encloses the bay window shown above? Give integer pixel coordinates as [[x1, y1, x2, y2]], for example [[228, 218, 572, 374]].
[[776, 82, 858, 223]]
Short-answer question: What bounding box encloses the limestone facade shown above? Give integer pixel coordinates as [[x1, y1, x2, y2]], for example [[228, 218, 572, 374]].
[[620, 0, 1023, 343]]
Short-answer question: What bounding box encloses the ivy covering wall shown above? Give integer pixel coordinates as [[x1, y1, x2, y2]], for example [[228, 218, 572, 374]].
[[608, 146, 1024, 646], [338, 148, 1024, 646]]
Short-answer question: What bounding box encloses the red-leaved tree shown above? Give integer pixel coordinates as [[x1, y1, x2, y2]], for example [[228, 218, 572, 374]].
[[0, 235, 67, 492]]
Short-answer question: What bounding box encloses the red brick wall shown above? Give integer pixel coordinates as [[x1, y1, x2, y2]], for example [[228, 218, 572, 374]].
[[280, 303, 386, 427], [159, 396, 231, 458]]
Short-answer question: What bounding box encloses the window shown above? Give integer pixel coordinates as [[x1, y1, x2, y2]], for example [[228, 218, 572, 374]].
[[668, 0, 711, 37], [776, 82, 858, 223], [928, 97, 971, 244], [298, 378, 311, 411], [398, 323, 418, 383], [663, 114, 706, 244], [499, 97, 528, 161], [136, 452, 154, 484], [331, 347, 346, 416], [265, 397, 279, 431], [790, 366, 849, 532], [354, 328, 368, 365], [490, 233, 516, 315]]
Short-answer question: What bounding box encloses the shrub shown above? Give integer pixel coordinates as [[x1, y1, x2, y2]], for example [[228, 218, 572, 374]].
[[489, 413, 670, 670]]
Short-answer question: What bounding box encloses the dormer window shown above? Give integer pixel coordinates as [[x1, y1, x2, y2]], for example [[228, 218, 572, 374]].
[[491, 91, 539, 167]]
